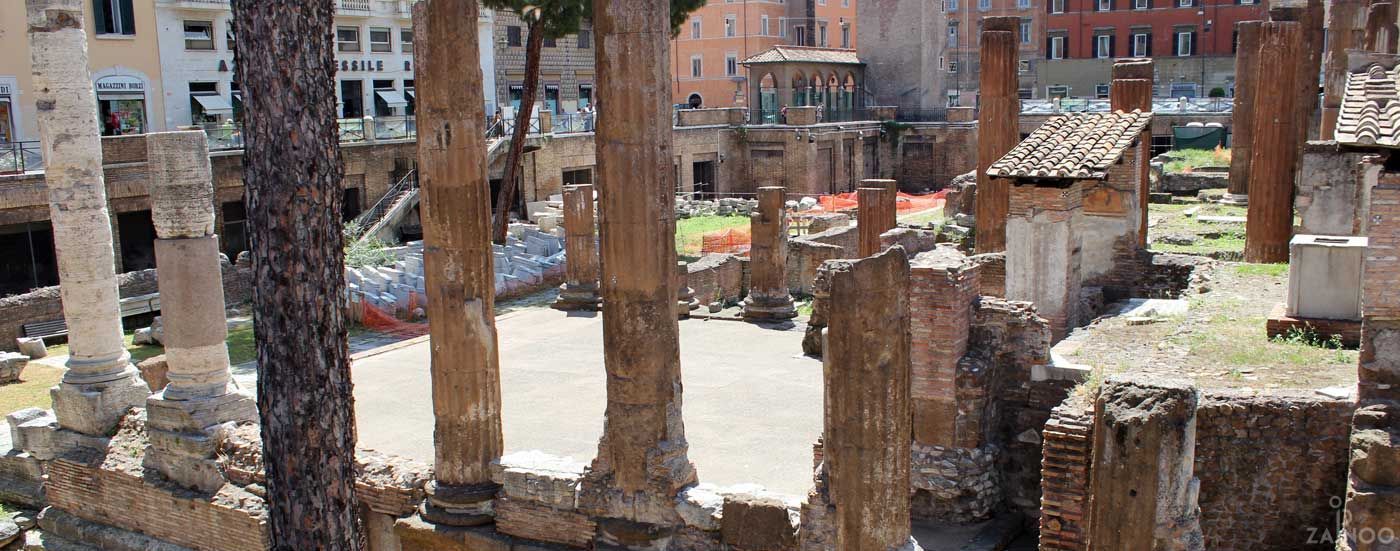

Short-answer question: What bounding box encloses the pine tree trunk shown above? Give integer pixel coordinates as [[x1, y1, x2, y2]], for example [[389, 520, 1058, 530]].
[[231, 0, 364, 548], [493, 17, 546, 244]]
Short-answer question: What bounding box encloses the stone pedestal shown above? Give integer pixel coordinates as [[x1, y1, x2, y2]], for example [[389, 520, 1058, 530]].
[[857, 181, 897, 258], [1229, 21, 1262, 198], [677, 261, 699, 318], [742, 187, 796, 320], [811, 248, 919, 551], [1005, 180, 1084, 343], [414, 0, 503, 526], [576, 0, 697, 542], [27, 0, 147, 439], [974, 17, 1021, 254], [553, 184, 602, 311], [1088, 377, 1204, 551], [1244, 22, 1304, 264]]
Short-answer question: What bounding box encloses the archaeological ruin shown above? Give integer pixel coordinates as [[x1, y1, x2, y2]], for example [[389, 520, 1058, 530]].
[[0, 0, 1399, 549]]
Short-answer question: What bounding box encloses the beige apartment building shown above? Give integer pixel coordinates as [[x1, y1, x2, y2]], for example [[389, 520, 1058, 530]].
[[0, 0, 167, 145]]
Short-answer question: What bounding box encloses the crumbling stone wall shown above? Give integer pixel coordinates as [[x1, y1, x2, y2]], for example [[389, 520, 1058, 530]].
[[0, 258, 251, 352], [685, 253, 743, 307], [786, 225, 858, 295], [1194, 391, 1355, 550], [1296, 141, 1377, 236]]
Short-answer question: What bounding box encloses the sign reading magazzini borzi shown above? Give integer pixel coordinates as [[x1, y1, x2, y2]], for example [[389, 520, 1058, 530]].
[[95, 75, 145, 93]]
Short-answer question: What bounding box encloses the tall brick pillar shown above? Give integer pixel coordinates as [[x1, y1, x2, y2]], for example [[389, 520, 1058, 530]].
[[743, 186, 797, 320], [577, 0, 698, 543], [1340, 171, 1400, 551], [1322, 0, 1368, 138], [27, 0, 149, 438], [1110, 58, 1153, 248], [1228, 21, 1263, 201], [413, 0, 503, 526], [1088, 377, 1204, 550], [143, 131, 256, 492], [553, 184, 601, 311], [974, 16, 1021, 254], [1244, 21, 1304, 264], [813, 248, 919, 551], [858, 179, 897, 257], [1005, 180, 1084, 342]]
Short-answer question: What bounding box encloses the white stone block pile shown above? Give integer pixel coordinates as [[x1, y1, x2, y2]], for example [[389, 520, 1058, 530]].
[[676, 196, 759, 219]]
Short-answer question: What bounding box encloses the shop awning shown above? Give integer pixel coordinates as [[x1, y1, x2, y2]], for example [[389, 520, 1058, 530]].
[[376, 89, 408, 108], [193, 94, 233, 116], [404, 89, 414, 99]]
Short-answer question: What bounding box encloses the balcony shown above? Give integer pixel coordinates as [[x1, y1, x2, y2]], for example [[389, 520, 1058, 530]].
[[338, 0, 373, 16], [156, 0, 230, 10]]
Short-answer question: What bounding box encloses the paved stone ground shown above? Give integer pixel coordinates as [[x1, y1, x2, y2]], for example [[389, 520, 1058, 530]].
[[351, 307, 824, 496]]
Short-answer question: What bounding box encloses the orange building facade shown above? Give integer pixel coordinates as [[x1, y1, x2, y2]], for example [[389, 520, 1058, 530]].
[[671, 0, 857, 109]]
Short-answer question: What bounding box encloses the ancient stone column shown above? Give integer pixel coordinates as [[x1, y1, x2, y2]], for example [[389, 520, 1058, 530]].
[[1110, 58, 1154, 248], [1228, 21, 1263, 201], [552, 184, 601, 311], [857, 179, 897, 258], [1364, 2, 1398, 54], [1322, 0, 1368, 138], [974, 16, 1021, 254], [27, 0, 148, 438], [819, 248, 918, 551], [576, 0, 697, 542], [1244, 22, 1304, 264], [142, 131, 256, 492], [743, 186, 797, 320], [1088, 377, 1204, 551], [1270, 0, 1324, 144], [413, 0, 503, 526]]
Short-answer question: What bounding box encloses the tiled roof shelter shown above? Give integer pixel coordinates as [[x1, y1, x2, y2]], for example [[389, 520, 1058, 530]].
[[1335, 55, 1400, 149], [740, 45, 863, 66], [987, 111, 1152, 180], [742, 46, 866, 124]]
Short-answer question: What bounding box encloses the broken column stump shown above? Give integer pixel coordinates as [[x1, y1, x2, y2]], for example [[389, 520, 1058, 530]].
[[576, 0, 698, 544], [553, 184, 602, 311], [1088, 377, 1205, 551], [142, 130, 256, 493], [974, 17, 1021, 254], [857, 180, 897, 258], [742, 186, 796, 320], [413, 0, 504, 526], [26, 0, 149, 439], [802, 248, 920, 551]]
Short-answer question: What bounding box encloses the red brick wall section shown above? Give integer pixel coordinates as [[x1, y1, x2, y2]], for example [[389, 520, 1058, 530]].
[[910, 252, 981, 446], [1364, 174, 1400, 319], [1039, 399, 1094, 551]]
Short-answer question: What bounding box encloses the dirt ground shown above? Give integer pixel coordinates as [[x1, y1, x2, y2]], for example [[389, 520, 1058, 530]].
[[1061, 260, 1359, 394]]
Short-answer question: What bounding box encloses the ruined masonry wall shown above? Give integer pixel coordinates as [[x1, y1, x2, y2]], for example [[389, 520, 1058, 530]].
[[1039, 399, 1094, 551], [685, 253, 743, 307]]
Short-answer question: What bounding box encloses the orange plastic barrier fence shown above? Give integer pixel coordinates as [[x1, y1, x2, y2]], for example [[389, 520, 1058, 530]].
[[698, 191, 947, 255], [357, 296, 429, 338], [701, 226, 752, 255]]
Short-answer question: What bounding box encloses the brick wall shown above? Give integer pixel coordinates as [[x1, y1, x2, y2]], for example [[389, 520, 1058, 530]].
[[1039, 399, 1093, 551], [1194, 391, 1355, 550], [491, 11, 595, 113], [910, 249, 981, 446], [1364, 173, 1400, 319], [686, 253, 744, 307]]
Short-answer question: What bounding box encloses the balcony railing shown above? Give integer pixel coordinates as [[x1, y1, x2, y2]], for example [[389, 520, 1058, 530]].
[[0, 142, 44, 175], [339, 0, 372, 14], [1021, 97, 1234, 115]]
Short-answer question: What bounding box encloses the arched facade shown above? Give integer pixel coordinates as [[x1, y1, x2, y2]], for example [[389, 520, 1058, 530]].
[[740, 46, 865, 124]]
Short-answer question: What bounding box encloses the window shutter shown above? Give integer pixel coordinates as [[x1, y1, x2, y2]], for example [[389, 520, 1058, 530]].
[[1173, 33, 1180, 56], [118, 0, 135, 35], [92, 0, 109, 34], [1110, 35, 1116, 57], [1146, 33, 1153, 56], [1190, 31, 1197, 55]]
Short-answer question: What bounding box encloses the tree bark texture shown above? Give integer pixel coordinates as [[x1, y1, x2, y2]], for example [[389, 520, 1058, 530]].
[[493, 17, 546, 244], [232, 0, 363, 547]]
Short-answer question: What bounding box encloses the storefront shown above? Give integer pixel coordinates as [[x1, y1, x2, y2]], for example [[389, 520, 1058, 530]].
[[0, 81, 14, 143], [94, 74, 148, 136]]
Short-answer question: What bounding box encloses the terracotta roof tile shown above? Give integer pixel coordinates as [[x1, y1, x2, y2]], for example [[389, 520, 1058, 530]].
[[987, 111, 1152, 180], [1336, 60, 1400, 148], [740, 45, 862, 65]]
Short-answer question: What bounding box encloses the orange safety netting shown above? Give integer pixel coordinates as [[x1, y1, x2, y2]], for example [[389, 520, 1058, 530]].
[[355, 296, 430, 338], [701, 226, 752, 255], [798, 190, 949, 214]]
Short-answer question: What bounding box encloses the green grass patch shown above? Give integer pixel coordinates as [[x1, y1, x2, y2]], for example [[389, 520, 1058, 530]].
[[226, 323, 256, 365], [1162, 147, 1231, 173], [676, 215, 750, 258], [0, 363, 64, 413], [898, 209, 945, 227], [45, 331, 163, 365], [1235, 263, 1289, 278]]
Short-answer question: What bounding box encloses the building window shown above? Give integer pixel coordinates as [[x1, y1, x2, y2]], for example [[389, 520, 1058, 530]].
[[578, 29, 591, 48], [94, 0, 135, 36], [726, 15, 737, 37], [507, 25, 522, 47], [761, 15, 770, 35], [979, 0, 991, 9], [950, 60, 960, 73], [939, 56, 946, 70], [578, 85, 592, 108], [369, 27, 392, 53], [725, 53, 738, 76], [1047, 84, 1070, 99], [1020, 19, 1031, 44], [183, 21, 215, 50], [947, 90, 960, 107], [1019, 0, 1031, 8], [691, 17, 702, 39], [1169, 82, 1198, 98], [1051, 0, 1065, 13], [1049, 35, 1067, 59], [794, 25, 805, 45], [1135, 0, 1149, 8], [842, 25, 850, 48], [1177, 0, 1193, 6], [336, 26, 361, 52], [819, 23, 828, 46], [226, 20, 236, 51], [949, 22, 959, 44], [544, 86, 560, 113], [1095, 34, 1113, 58], [1019, 88, 1034, 99], [1133, 32, 1151, 56], [1097, 0, 1112, 10], [691, 55, 702, 78], [188, 81, 226, 124], [1019, 59, 1030, 73], [1095, 83, 1110, 98], [843, 0, 850, 7], [1175, 30, 1195, 56], [401, 29, 414, 53], [946, 0, 958, 12], [509, 85, 524, 110], [818, 0, 826, 5]]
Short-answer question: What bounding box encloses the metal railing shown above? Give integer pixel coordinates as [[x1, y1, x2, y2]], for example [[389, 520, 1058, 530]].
[[339, 0, 372, 12], [352, 169, 417, 232], [552, 112, 595, 134], [894, 108, 949, 122], [1021, 97, 1234, 115], [0, 142, 44, 175], [373, 116, 416, 141]]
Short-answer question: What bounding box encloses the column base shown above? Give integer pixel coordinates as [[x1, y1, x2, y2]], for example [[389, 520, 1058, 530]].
[[144, 389, 257, 492], [50, 365, 150, 437], [420, 480, 499, 527], [1217, 193, 1249, 205], [552, 282, 602, 311], [741, 294, 798, 320], [594, 517, 676, 551], [676, 292, 700, 319]]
